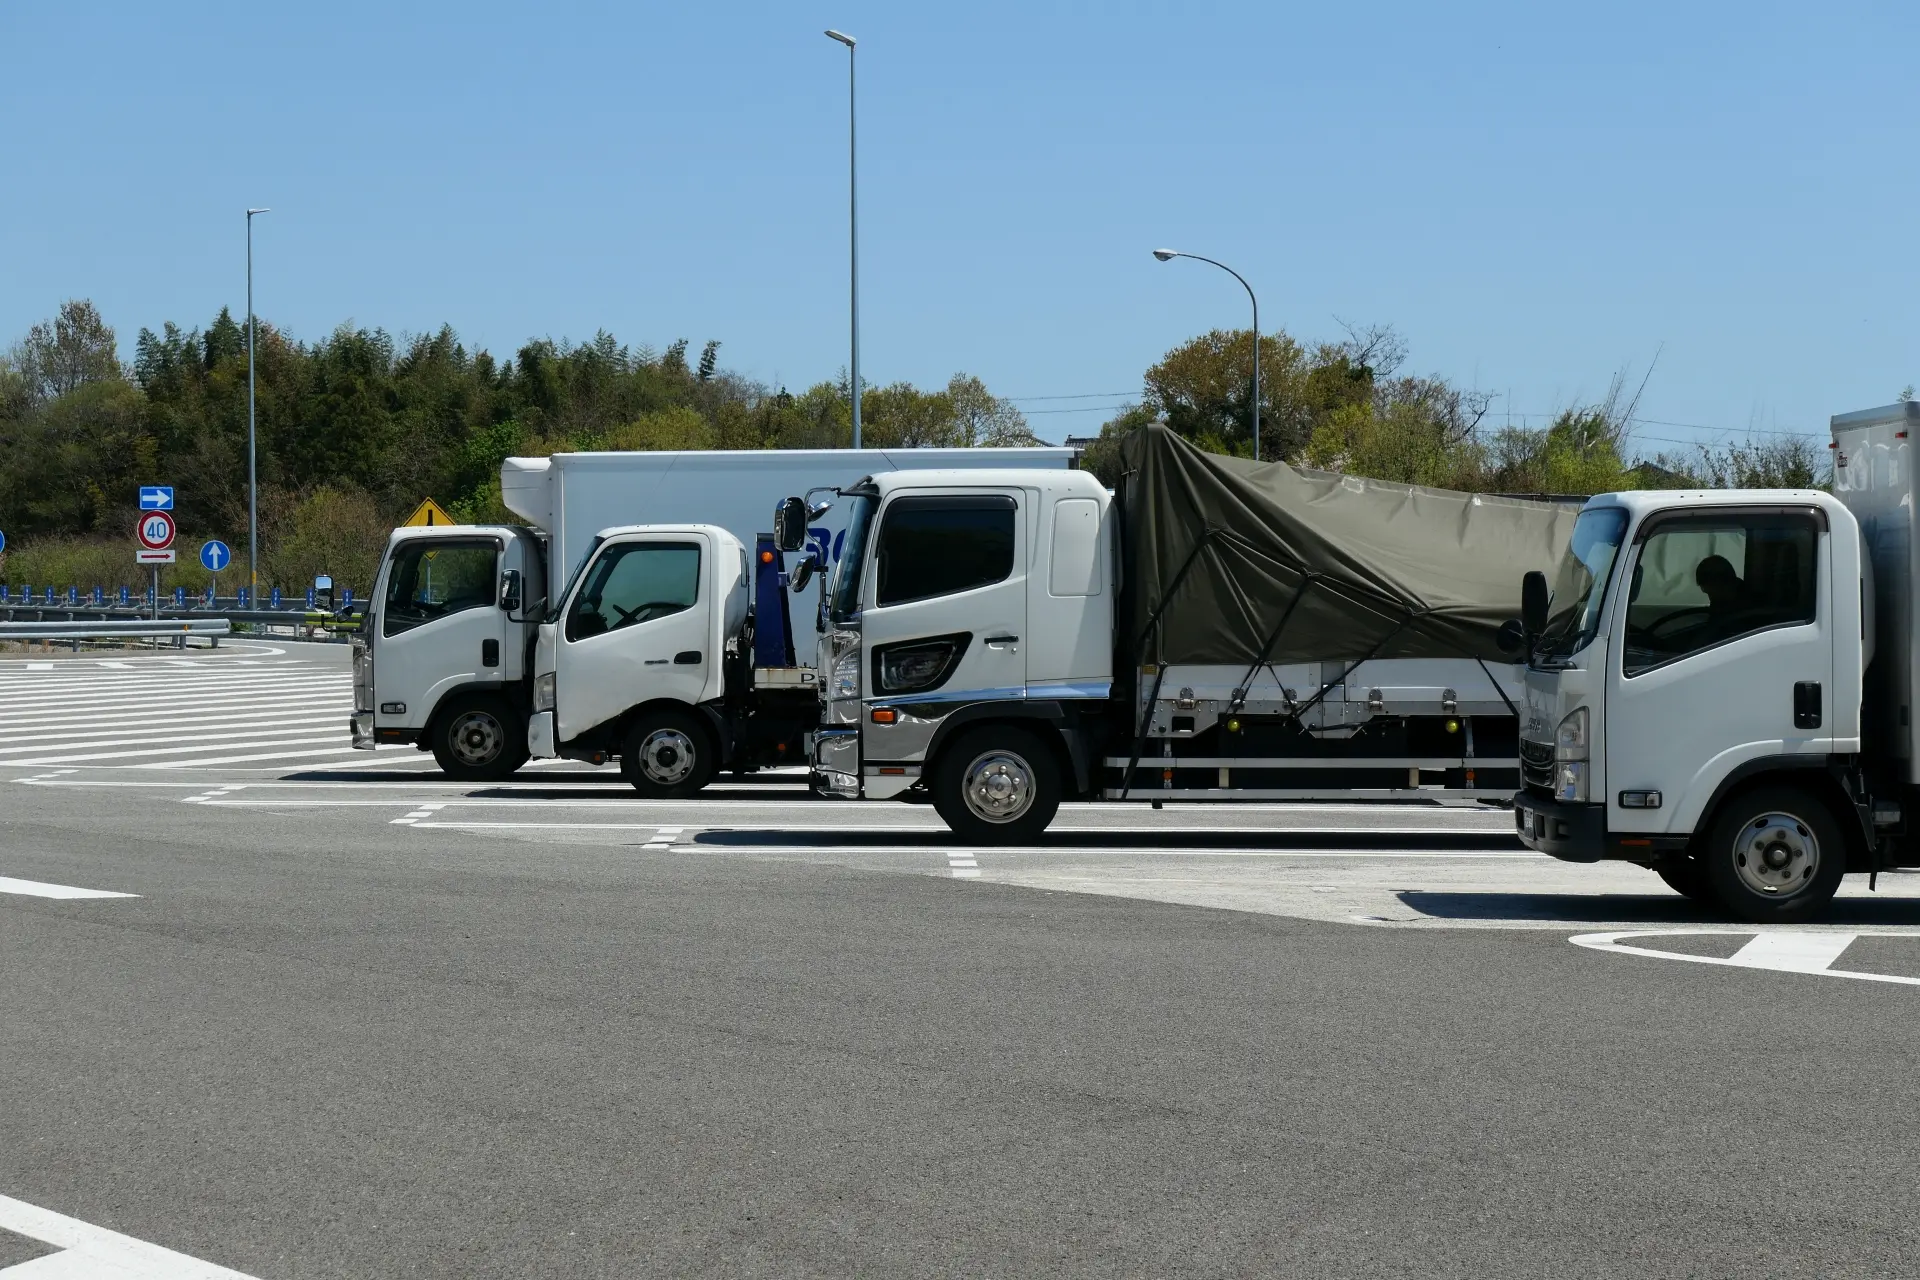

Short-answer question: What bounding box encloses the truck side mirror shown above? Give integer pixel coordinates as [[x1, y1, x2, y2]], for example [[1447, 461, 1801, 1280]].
[[774, 497, 809, 553], [790, 553, 817, 592], [1496, 618, 1525, 655], [499, 568, 522, 612], [1521, 570, 1549, 637]]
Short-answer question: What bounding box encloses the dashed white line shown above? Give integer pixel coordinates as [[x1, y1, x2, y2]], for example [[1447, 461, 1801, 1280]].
[[391, 802, 447, 825], [0, 875, 139, 900]]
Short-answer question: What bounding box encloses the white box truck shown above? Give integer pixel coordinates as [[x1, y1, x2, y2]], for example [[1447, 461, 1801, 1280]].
[[1511, 400, 1920, 922], [350, 447, 1075, 779], [768, 425, 1580, 840]]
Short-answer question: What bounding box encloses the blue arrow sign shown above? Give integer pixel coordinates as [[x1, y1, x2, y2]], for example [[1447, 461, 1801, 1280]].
[[118, 586, 130, 605], [90, 586, 103, 605], [139, 486, 174, 510], [305, 587, 316, 608], [0, 529, 7, 553], [237, 587, 250, 608], [270, 587, 282, 609], [174, 586, 187, 607], [42, 587, 54, 604], [0, 586, 9, 602], [199, 540, 231, 572], [66, 586, 77, 604]]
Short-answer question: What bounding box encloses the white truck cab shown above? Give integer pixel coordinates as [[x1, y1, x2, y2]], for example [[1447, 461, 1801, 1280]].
[[1514, 478, 1877, 921], [527, 524, 781, 795], [351, 524, 546, 778]]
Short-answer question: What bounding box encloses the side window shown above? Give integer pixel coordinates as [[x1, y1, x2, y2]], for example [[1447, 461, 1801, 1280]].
[[1622, 514, 1817, 676], [382, 540, 498, 637], [566, 542, 700, 642], [874, 495, 1017, 608]]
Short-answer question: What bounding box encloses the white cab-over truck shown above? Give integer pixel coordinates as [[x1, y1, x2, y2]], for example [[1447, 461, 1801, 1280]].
[[1513, 400, 1920, 922], [776, 431, 1573, 840], [350, 447, 1074, 780]]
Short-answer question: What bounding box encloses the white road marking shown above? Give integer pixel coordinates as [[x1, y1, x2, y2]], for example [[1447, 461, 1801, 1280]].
[[0, 875, 138, 900], [1571, 930, 1920, 985], [0, 1191, 259, 1278], [947, 850, 981, 878]]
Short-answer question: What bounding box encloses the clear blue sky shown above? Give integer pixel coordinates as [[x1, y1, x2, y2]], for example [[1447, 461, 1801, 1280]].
[[3, 1, 1914, 452]]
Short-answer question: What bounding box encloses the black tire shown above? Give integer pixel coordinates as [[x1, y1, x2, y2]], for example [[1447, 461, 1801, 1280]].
[[621, 707, 716, 798], [1701, 786, 1847, 924], [430, 694, 528, 781], [931, 725, 1061, 844], [1653, 856, 1717, 904]]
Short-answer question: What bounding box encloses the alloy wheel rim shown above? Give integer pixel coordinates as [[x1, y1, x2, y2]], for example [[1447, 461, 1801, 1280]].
[[1733, 811, 1819, 897]]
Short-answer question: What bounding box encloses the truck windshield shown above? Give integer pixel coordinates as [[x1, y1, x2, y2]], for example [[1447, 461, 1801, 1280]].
[[828, 494, 875, 625], [1538, 506, 1629, 660], [548, 535, 605, 624]]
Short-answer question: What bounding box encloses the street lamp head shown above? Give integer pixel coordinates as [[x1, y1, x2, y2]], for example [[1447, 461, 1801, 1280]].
[[248, 207, 271, 216], [1152, 248, 1178, 262], [825, 28, 856, 46]]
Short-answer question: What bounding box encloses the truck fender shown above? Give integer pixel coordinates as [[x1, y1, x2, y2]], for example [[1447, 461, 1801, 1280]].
[[923, 701, 1099, 797], [1691, 755, 1874, 872]]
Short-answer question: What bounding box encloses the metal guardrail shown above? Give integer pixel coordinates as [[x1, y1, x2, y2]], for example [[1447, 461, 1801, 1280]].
[[0, 604, 365, 638], [0, 618, 232, 640]]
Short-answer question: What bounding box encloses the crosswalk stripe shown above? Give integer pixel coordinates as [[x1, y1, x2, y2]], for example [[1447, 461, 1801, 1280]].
[[0, 658, 363, 770]]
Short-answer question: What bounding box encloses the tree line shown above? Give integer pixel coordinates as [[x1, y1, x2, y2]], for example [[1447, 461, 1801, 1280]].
[[0, 299, 1831, 593]]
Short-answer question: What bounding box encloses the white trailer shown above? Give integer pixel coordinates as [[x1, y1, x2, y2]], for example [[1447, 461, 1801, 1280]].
[[350, 446, 1075, 779], [1512, 400, 1920, 922]]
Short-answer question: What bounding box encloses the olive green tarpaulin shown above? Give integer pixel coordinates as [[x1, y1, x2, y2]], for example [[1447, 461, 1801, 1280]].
[[1117, 424, 1579, 665]]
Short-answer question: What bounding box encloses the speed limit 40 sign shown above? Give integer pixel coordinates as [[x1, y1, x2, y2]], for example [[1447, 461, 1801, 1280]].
[[137, 509, 176, 550]]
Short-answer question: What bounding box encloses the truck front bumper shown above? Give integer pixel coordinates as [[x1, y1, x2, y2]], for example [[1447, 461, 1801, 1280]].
[[350, 712, 375, 750], [811, 728, 859, 799], [527, 710, 557, 759], [1513, 793, 1607, 862]]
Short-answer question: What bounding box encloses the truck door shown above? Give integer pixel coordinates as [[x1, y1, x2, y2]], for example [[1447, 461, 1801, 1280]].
[[859, 491, 1027, 719], [553, 535, 712, 743], [1606, 508, 1832, 834], [373, 536, 507, 732]]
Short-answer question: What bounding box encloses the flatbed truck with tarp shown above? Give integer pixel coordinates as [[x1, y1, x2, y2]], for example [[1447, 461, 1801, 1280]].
[[776, 424, 1578, 839]]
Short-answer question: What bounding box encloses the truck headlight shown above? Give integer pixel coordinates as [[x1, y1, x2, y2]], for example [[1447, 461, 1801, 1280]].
[[1555, 761, 1588, 803], [533, 671, 556, 712], [875, 633, 966, 695], [832, 644, 860, 699], [1555, 707, 1589, 761]]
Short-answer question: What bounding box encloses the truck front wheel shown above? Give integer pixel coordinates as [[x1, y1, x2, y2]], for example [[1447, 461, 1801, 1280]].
[[622, 708, 716, 798], [1701, 786, 1846, 924], [431, 694, 529, 781], [932, 726, 1061, 844]]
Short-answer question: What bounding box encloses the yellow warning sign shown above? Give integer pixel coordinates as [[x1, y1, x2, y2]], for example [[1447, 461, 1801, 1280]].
[[403, 498, 455, 528]]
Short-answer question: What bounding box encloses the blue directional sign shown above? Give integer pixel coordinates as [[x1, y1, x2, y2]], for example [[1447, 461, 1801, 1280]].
[[139, 486, 174, 511], [237, 587, 250, 609], [199, 540, 231, 573], [270, 587, 282, 609], [90, 586, 103, 605], [42, 587, 54, 604], [341, 587, 354, 607], [174, 586, 187, 607], [118, 586, 130, 605], [305, 587, 317, 608], [202, 584, 215, 605], [0, 529, 7, 553], [0, 586, 9, 602]]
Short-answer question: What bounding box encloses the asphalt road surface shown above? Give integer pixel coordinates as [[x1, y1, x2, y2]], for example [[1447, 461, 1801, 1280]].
[[4, 641, 1920, 1277]]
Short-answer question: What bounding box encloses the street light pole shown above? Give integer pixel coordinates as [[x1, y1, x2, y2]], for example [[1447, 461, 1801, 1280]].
[[826, 29, 860, 448], [1153, 249, 1260, 461], [247, 207, 270, 602]]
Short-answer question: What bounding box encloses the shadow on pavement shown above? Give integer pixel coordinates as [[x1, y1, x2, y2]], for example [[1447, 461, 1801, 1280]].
[[1398, 891, 1920, 927], [700, 829, 1524, 851]]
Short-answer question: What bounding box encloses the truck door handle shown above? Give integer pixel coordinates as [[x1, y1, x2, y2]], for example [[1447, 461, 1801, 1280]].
[[674, 650, 702, 665], [984, 635, 1019, 648], [482, 638, 500, 668], [1793, 681, 1822, 730]]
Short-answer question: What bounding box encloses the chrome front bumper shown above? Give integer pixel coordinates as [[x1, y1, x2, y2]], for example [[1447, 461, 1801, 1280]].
[[350, 711, 375, 749], [811, 727, 859, 798]]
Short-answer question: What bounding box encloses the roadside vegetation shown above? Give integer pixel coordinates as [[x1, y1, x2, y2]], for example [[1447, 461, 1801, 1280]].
[[0, 300, 1831, 593]]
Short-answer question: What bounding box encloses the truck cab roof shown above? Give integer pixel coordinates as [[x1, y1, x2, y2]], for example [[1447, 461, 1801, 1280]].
[[1585, 488, 1846, 519], [862, 468, 1108, 499]]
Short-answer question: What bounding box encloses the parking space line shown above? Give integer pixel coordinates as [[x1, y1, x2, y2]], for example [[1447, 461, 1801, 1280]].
[[947, 851, 981, 878], [0, 875, 139, 900], [391, 802, 447, 826], [0, 1191, 259, 1278], [1571, 929, 1920, 985]]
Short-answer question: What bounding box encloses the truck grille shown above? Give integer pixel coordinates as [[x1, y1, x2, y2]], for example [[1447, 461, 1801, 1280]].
[[1519, 739, 1554, 795]]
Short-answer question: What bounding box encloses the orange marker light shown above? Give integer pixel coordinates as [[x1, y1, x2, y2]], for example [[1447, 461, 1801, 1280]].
[[760, 550, 775, 563], [870, 708, 897, 724]]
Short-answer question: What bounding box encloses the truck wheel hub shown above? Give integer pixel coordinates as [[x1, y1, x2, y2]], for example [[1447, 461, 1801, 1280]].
[[449, 711, 503, 765], [639, 729, 696, 785], [1734, 813, 1818, 896], [962, 751, 1032, 823]]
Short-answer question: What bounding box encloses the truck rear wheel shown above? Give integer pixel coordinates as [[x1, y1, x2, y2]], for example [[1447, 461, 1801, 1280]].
[[431, 694, 528, 781], [622, 708, 715, 799], [1701, 786, 1846, 924], [932, 726, 1060, 844]]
